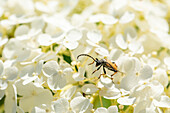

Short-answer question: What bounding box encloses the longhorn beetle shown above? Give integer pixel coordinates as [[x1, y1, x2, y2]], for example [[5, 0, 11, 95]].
[[77, 54, 120, 80]]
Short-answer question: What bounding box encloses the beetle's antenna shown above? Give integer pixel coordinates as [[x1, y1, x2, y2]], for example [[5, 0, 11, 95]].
[[77, 54, 96, 61]]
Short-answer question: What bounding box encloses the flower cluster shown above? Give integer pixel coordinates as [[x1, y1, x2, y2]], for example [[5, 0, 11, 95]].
[[0, 0, 170, 113]]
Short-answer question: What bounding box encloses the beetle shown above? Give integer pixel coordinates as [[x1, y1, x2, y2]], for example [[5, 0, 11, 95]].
[[77, 54, 119, 80]]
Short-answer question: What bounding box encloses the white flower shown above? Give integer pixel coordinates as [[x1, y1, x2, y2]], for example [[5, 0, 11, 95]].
[[15, 80, 53, 112], [2, 38, 31, 62], [0, 60, 18, 91], [47, 72, 67, 91], [46, 62, 73, 90], [131, 81, 166, 112], [53, 96, 92, 113], [120, 57, 153, 91], [63, 28, 82, 50]]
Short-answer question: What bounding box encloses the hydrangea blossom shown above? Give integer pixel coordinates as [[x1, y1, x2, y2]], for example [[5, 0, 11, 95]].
[[0, 0, 170, 113]]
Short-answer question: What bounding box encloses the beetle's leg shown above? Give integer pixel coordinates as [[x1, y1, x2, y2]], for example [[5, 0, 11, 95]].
[[98, 74, 105, 79], [103, 66, 106, 74], [98, 66, 106, 79], [110, 72, 117, 81], [88, 60, 95, 65], [92, 65, 102, 74]]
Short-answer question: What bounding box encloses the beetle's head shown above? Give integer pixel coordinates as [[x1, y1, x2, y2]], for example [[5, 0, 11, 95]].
[[95, 58, 101, 67]]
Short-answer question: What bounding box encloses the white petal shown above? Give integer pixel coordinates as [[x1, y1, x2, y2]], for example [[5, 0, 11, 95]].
[[16, 48, 31, 62], [134, 100, 148, 113], [66, 29, 82, 41], [115, 34, 127, 49], [110, 49, 123, 61], [128, 41, 142, 52], [87, 30, 102, 43], [0, 90, 5, 100], [35, 2, 49, 13], [100, 76, 113, 88], [0, 7, 4, 17], [86, 40, 100, 47], [72, 67, 85, 81], [139, 65, 153, 81], [37, 34, 53, 46], [108, 106, 118, 113], [153, 96, 170, 108], [149, 81, 164, 99], [132, 57, 141, 73], [120, 73, 138, 91], [31, 107, 46, 113], [60, 86, 77, 100], [14, 25, 29, 37], [2, 39, 20, 59], [0, 79, 8, 90], [0, 60, 4, 75], [89, 14, 118, 25], [94, 107, 108, 113], [23, 76, 38, 85], [112, 0, 127, 10], [82, 84, 98, 94], [117, 96, 136, 105], [0, 38, 8, 46], [42, 60, 58, 77], [53, 98, 69, 113], [19, 65, 34, 78], [47, 73, 66, 90], [121, 57, 135, 73], [5, 84, 17, 113], [63, 39, 79, 50], [119, 11, 135, 24], [36, 60, 44, 75], [152, 68, 168, 87], [147, 58, 160, 69], [95, 47, 109, 57], [164, 57, 170, 67], [70, 96, 90, 113], [5, 66, 18, 81], [31, 18, 45, 30], [16, 106, 24, 113], [99, 87, 121, 99]]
